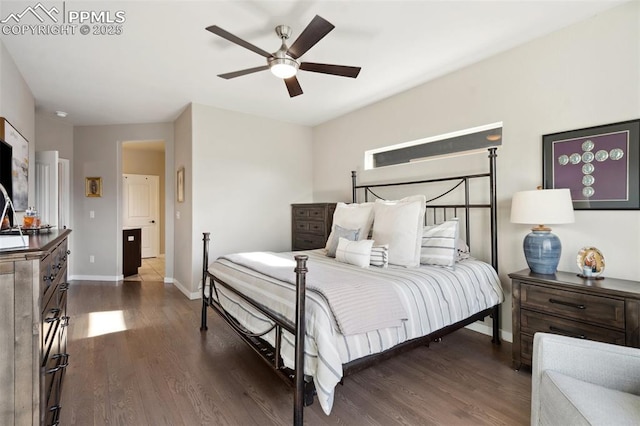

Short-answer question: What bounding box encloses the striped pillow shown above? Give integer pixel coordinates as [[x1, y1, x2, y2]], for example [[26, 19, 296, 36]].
[[370, 244, 389, 268], [420, 219, 459, 267], [335, 238, 374, 268]]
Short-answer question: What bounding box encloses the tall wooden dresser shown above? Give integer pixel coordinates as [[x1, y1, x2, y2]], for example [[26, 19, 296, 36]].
[[0, 229, 71, 425], [291, 203, 336, 250]]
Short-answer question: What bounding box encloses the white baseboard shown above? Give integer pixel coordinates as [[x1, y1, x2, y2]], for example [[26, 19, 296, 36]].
[[170, 278, 200, 300], [70, 274, 121, 282], [465, 321, 513, 343]]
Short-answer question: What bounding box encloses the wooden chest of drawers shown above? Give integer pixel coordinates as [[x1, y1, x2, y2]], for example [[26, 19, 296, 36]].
[[291, 203, 336, 251], [510, 269, 640, 369], [0, 230, 71, 425]]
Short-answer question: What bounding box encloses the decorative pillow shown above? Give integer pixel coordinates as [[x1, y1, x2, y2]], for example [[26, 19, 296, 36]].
[[325, 202, 374, 254], [372, 195, 426, 267], [370, 244, 389, 268], [457, 238, 471, 261], [326, 225, 360, 257], [335, 237, 374, 268], [420, 219, 459, 267]]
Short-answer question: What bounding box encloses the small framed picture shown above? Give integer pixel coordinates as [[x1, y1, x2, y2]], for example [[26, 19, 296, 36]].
[[177, 167, 185, 203], [85, 177, 102, 197]]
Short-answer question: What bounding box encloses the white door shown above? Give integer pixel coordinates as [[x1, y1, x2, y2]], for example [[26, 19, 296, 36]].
[[122, 174, 159, 258], [35, 150, 59, 227]]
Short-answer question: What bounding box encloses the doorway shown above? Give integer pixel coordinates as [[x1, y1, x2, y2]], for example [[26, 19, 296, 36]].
[[121, 141, 166, 277]]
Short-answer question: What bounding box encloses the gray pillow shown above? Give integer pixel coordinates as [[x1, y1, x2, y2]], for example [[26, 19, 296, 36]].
[[326, 225, 360, 257]]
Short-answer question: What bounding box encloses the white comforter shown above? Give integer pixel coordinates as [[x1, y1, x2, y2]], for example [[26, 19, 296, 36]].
[[207, 250, 504, 414]]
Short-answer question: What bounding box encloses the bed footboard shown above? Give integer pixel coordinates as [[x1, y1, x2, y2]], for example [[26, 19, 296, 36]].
[[200, 233, 311, 426]]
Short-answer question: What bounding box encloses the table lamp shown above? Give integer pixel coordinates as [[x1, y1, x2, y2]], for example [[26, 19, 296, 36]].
[[510, 188, 574, 275]]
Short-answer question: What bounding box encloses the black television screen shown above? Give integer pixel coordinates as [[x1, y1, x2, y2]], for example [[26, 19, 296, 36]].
[[0, 138, 13, 224]]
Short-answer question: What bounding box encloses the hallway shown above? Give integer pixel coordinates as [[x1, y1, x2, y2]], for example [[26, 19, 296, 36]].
[[124, 256, 165, 282]]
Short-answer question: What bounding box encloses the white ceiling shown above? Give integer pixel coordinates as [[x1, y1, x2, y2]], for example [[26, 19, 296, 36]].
[[0, 0, 626, 127]]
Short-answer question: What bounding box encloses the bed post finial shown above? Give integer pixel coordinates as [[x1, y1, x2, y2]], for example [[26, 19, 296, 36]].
[[351, 171, 357, 203], [293, 255, 308, 426]]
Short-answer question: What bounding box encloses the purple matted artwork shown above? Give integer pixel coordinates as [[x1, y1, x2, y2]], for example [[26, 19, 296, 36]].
[[552, 131, 629, 202]]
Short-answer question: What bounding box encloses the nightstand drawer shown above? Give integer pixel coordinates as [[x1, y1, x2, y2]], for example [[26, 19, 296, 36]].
[[521, 309, 626, 345], [294, 220, 325, 234], [521, 283, 625, 329], [294, 207, 326, 221]]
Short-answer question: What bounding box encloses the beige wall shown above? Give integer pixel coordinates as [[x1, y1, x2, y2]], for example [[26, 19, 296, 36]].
[[35, 111, 73, 160], [312, 2, 640, 339], [173, 105, 193, 296], [122, 146, 166, 254], [0, 40, 35, 211], [73, 123, 174, 280], [181, 103, 313, 297]]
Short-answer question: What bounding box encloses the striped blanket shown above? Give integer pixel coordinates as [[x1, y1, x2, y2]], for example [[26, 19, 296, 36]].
[[208, 250, 503, 415], [221, 252, 407, 335]]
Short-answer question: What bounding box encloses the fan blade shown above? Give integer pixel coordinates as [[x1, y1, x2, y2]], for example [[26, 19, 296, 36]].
[[206, 25, 272, 58], [300, 62, 361, 78], [287, 15, 334, 59], [218, 65, 269, 79], [284, 76, 303, 97]]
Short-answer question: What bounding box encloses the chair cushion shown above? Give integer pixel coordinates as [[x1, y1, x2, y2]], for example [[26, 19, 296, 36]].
[[540, 370, 640, 426]]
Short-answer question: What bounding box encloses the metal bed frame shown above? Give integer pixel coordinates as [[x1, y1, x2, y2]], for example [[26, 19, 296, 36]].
[[200, 147, 500, 425]]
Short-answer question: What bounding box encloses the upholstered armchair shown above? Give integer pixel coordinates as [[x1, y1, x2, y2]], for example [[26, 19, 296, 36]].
[[531, 332, 640, 425]]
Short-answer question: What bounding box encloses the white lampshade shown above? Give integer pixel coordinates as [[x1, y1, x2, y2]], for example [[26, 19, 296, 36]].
[[510, 188, 575, 225]]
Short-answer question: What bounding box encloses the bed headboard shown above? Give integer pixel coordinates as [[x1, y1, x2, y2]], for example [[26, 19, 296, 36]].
[[351, 147, 498, 272]]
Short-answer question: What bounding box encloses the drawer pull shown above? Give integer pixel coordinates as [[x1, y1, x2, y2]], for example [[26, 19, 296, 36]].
[[45, 361, 69, 375], [549, 298, 586, 310], [59, 283, 69, 292], [549, 325, 586, 339]]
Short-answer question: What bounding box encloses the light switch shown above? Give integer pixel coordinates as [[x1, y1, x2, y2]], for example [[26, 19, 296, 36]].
[[176, 211, 181, 219], [89, 210, 95, 219]]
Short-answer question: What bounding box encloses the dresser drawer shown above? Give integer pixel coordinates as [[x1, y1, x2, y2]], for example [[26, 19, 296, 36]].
[[293, 234, 326, 250], [521, 309, 626, 345], [294, 220, 325, 234], [294, 207, 326, 221], [521, 283, 625, 329]]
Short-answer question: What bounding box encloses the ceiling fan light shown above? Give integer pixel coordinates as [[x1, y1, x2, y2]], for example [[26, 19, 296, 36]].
[[269, 57, 298, 79]]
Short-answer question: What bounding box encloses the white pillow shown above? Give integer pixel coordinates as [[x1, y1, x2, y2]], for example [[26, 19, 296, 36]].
[[457, 238, 471, 261], [372, 195, 426, 267], [335, 237, 374, 268], [325, 202, 374, 253], [370, 244, 389, 268], [325, 225, 360, 257], [420, 219, 459, 267]]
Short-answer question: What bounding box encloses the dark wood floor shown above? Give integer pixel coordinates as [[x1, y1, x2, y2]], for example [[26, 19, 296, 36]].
[[61, 279, 531, 425]]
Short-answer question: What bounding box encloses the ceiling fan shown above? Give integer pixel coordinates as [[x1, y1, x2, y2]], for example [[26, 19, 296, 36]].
[[206, 15, 361, 97]]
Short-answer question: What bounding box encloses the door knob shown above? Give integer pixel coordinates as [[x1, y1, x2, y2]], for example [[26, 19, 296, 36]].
[[150, 220, 155, 223]]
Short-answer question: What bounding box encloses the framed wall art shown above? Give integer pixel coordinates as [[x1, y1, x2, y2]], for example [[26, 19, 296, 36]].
[[85, 177, 102, 197], [543, 119, 640, 210], [0, 117, 29, 211]]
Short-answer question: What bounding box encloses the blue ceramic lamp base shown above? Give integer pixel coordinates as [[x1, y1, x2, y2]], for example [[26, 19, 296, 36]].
[[523, 229, 561, 275]]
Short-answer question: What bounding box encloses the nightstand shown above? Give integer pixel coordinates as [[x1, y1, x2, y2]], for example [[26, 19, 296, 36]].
[[510, 269, 640, 369], [291, 203, 336, 251]]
